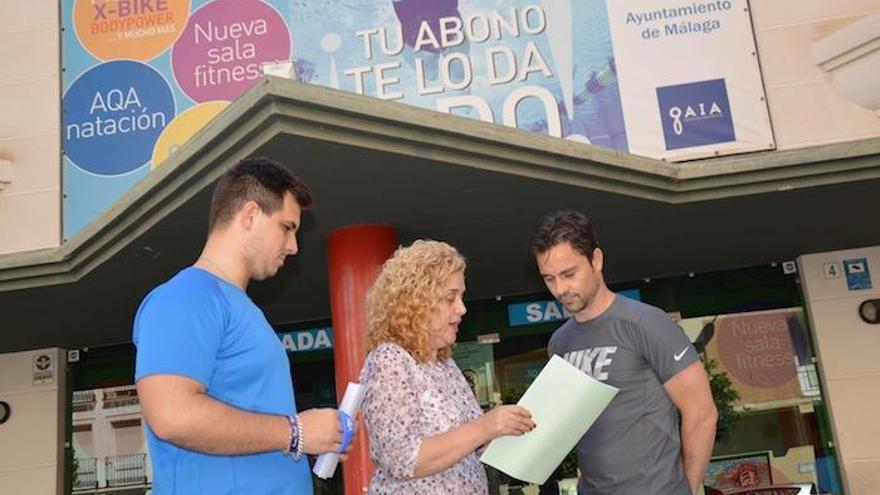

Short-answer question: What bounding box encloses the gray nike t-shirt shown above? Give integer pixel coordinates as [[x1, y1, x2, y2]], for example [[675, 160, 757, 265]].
[[547, 295, 698, 495]]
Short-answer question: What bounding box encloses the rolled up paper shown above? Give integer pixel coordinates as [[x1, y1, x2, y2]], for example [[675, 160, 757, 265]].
[[313, 382, 366, 479]]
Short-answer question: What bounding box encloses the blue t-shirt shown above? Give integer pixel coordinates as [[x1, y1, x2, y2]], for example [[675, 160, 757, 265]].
[[133, 267, 312, 495]]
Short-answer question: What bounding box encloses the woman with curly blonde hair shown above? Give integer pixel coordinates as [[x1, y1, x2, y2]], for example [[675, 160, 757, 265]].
[[359, 240, 535, 495]]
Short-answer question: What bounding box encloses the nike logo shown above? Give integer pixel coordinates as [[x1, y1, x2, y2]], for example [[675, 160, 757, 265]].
[[673, 347, 689, 361]]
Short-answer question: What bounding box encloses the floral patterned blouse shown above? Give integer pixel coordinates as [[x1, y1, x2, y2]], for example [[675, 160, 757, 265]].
[[359, 342, 488, 495]]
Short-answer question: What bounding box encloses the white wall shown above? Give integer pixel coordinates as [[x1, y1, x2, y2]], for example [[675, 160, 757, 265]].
[[751, 0, 880, 150], [0, 348, 66, 495], [799, 246, 880, 495], [0, 1, 61, 254]]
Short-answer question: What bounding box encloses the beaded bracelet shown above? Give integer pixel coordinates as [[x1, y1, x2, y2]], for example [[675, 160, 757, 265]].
[[293, 414, 305, 460], [285, 415, 301, 461]]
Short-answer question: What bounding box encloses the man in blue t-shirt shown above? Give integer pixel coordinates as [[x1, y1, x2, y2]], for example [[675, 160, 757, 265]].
[[133, 157, 346, 494], [529, 210, 718, 495]]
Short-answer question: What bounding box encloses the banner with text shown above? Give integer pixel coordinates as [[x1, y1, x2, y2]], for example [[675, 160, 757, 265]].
[[606, 0, 774, 160], [61, 0, 772, 238]]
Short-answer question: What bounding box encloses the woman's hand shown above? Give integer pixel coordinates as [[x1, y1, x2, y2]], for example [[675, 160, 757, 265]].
[[479, 405, 536, 440], [408, 405, 536, 478]]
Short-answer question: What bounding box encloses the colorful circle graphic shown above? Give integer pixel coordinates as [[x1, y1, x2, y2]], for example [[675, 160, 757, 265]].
[[151, 100, 229, 167], [64, 60, 176, 176], [716, 312, 798, 388], [172, 0, 291, 102], [74, 0, 190, 61]]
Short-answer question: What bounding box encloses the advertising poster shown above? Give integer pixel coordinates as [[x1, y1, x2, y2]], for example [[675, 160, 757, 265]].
[[605, 0, 774, 160], [681, 308, 816, 406], [61, 0, 773, 238]]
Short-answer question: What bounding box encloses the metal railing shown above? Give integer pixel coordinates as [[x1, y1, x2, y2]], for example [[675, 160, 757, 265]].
[[105, 453, 147, 487], [102, 385, 140, 409], [72, 390, 97, 412], [73, 457, 99, 490]]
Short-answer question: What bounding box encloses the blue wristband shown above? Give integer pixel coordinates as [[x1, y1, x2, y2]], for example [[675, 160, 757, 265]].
[[338, 410, 354, 454]]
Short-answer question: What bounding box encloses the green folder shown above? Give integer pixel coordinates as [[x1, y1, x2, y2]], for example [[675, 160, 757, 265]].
[[480, 355, 619, 484]]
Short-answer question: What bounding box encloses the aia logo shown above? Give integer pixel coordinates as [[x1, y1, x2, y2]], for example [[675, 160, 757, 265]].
[[668, 101, 724, 135], [657, 79, 735, 150]]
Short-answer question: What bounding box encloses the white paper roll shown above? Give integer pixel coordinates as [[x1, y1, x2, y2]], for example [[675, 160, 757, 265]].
[[313, 382, 366, 479]]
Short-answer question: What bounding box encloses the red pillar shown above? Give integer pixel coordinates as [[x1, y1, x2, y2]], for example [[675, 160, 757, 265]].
[[326, 224, 397, 495]]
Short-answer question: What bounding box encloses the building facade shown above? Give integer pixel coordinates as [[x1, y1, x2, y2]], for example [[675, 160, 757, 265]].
[[2, 1, 880, 494]]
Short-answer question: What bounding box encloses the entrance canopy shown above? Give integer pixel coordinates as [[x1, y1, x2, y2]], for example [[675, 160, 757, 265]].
[[1, 77, 879, 353]]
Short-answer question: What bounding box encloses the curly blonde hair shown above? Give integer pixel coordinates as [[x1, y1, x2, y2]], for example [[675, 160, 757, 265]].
[[366, 240, 466, 363]]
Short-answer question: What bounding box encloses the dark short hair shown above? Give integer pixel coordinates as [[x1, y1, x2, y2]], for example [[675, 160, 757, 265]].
[[528, 210, 600, 262], [208, 157, 313, 231]]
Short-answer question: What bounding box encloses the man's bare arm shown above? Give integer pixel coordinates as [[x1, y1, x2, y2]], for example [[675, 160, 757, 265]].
[[137, 374, 342, 455], [665, 361, 718, 495]]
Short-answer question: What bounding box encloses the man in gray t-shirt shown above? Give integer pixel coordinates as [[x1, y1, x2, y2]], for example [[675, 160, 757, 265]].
[[529, 210, 718, 495], [549, 296, 698, 494]]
